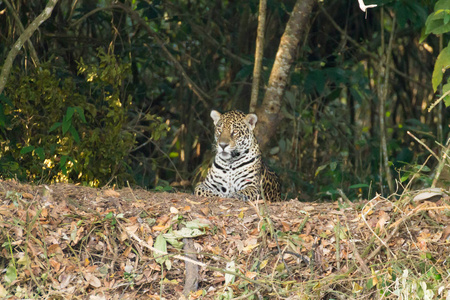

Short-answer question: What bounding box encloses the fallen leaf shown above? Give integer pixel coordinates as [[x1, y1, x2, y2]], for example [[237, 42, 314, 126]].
[[22, 192, 34, 199], [440, 225, 450, 241], [200, 207, 209, 215], [123, 245, 132, 257], [156, 215, 170, 226], [89, 295, 107, 300], [59, 273, 72, 289], [49, 258, 61, 273], [281, 221, 291, 232], [375, 211, 390, 232], [103, 189, 120, 198], [0, 283, 7, 298], [84, 272, 102, 288], [48, 244, 63, 256], [245, 271, 258, 279]]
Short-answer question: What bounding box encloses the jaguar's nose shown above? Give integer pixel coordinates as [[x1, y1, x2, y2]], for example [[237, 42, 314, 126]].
[[219, 142, 228, 150]]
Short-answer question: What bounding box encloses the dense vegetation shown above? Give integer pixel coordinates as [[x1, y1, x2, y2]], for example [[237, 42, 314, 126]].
[[0, 0, 449, 200]]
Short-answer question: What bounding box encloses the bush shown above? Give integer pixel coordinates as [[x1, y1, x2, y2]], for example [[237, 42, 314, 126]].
[[0, 49, 136, 186]]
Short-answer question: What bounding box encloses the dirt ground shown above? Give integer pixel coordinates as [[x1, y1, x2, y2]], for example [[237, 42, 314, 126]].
[[0, 180, 449, 299]]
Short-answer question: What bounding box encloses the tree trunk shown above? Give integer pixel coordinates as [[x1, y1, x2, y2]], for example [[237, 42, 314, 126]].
[[249, 0, 267, 113], [254, 0, 315, 150]]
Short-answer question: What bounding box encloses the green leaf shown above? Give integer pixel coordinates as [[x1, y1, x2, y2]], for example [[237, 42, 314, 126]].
[[74, 106, 87, 123], [443, 81, 450, 107], [35, 147, 45, 160], [425, 4, 450, 35], [62, 116, 71, 135], [4, 264, 17, 285], [59, 155, 69, 175], [49, 122, 61, 133], [185, 219, 210, 229], [315, 164, 328, 177], [69, 126, 80, 143], [65, 107, 75, 121], [169, 152, 179, 158], [154, 234, 168, 265], [104, 212, 114, 219], [432, 45, 450, 92], [349, 183, 369, 189], [20, 145, 34, 155]]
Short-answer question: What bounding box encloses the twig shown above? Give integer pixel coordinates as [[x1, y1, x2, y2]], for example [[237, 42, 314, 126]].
[[389, 204, 450, 229], [407, 131, 439, 161], [335, 216, 341, 271], [0, 0, 59, 95], [349, 241, 370, 274], [360, 196, 396, 258]]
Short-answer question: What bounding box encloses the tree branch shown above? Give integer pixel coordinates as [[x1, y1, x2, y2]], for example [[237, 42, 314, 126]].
[[0, 0, 59, 96], [3, 0, 40, 66]]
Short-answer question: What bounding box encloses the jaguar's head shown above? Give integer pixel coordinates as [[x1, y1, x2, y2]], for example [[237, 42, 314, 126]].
[[210, 110, 258, 160]]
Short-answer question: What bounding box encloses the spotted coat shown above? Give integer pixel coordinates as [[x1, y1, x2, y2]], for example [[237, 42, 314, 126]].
[[195, 110, 281, 201]]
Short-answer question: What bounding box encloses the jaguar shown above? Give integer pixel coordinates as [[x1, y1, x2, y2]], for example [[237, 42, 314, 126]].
[[195, 110, 281, 201]]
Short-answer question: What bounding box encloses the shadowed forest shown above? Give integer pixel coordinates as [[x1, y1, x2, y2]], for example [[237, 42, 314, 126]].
[[0, 0, 449, 199], [1, 1, 450, 299]]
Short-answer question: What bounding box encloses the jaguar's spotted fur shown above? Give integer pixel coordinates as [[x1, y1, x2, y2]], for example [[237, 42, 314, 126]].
[[195, 110, 281, 201]]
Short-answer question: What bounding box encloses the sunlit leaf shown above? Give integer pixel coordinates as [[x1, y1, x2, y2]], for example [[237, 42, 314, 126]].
[[432, 45, 450, 91]]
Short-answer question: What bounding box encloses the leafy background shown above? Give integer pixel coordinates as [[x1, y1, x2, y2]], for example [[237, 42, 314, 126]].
[[0, 0, 449, 200]]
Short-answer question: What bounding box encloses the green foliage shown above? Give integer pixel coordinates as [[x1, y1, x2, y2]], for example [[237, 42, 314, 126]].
[[0, 50, 137, 186], [0, 0, 445, 198], [424, 0, 450, 35], [425, 0, 450, 106]]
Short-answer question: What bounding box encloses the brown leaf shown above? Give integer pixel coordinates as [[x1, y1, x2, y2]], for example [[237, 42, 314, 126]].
[[49, 258, 61, 273], [84, 272, 102, 288], [281, 221, 291, 232], [440, 225, 450, 241], [375, 211, 390, 232], [156, 215, 170, 226], [48, 244, 63, 256], [103, 189, 120, 198], [123, 245, 132, 258], [200, 207, 209, 216], [147, 235, 154, 247], [22, 192, 34, 199]]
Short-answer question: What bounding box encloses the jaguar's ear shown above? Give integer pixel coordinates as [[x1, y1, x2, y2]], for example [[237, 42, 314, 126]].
[[244, 113, 258, 131], [210, 110, 221, 125]]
